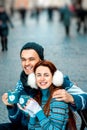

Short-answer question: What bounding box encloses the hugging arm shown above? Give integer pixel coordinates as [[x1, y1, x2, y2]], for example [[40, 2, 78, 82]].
[[53, 75, 87, 110]]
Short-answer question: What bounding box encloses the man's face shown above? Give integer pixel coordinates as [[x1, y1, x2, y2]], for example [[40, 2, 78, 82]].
[[20, 49, 41, 75]]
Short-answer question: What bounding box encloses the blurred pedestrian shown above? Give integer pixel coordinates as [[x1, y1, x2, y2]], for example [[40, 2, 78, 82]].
[[30, 0, 43, 22], [61, 5, 72, 36], [0, 5, 14, 51], [75, 5, 87, 34], [46, 0, 54, 21], [14, 0, 29, 25], [10, 0, 15, 17], [47, 7, 54, 21]]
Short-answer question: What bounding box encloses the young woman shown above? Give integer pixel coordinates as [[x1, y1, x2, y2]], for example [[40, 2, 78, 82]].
[[18, 60, 77, 130]]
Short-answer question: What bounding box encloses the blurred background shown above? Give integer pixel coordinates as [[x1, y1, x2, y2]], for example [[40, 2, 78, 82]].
[[0, 0, 87, 129], [0, 0, 87, 17]]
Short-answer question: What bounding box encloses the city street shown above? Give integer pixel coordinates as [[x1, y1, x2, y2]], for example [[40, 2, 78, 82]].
[[0, 10, 87, 129]]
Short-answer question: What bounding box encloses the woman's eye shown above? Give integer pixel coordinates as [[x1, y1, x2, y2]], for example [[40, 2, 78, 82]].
[[45, 74, 49, 77], [36, 74, 41, 77]]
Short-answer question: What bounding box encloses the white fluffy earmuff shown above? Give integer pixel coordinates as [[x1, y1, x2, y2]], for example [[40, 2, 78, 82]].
[[27, 73, 38, 89], [52, 70, 63, 86]]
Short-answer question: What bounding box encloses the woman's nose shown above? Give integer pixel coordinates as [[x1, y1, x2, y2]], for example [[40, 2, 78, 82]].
[[40, 75, 45, 80]]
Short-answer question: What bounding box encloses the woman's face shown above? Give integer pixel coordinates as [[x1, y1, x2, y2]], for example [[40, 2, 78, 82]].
[[35, 66, 53, 89]]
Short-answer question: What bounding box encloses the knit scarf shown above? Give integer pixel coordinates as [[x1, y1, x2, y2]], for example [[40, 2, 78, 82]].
[[20, 71, 38, 97]]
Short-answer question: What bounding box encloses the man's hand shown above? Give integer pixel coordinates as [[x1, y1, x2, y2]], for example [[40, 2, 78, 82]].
[[2, 93, 14, 107], [52, 89, 74, 104]]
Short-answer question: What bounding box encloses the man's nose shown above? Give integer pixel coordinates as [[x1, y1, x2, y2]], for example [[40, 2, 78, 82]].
[[25, 59, 29, 65]]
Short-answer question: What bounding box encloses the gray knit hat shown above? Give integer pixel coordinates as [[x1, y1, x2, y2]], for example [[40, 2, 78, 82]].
[[20, 42, 44, 60]]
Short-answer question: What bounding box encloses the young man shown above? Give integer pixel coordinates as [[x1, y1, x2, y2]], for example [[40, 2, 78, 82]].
[[1, 42, 87, 130]]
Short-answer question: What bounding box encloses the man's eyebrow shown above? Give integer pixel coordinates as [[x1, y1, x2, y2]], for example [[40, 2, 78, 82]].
[[21, 57, 35, 59], [21, 56, 25, 59]]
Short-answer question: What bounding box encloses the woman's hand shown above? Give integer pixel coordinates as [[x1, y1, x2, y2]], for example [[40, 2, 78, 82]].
[[18, 98, 42, 116]]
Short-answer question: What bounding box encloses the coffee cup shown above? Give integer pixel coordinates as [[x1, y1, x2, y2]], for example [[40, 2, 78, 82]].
[[8, 91, 20, 104], [19, 95, 31, 107]]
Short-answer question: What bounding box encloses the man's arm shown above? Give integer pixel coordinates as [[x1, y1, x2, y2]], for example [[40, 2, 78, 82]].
[[2, 80, 24, 123], [2, 92, 22, 123], [53, 75, 87, 110]]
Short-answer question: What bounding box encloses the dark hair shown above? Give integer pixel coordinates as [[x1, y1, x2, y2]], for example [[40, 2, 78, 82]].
[[20, 42, 44, 60]]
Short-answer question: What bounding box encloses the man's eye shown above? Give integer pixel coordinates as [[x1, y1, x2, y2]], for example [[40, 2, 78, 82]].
[[21, 58, 25, 61], [30, 58, 35, 61]]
